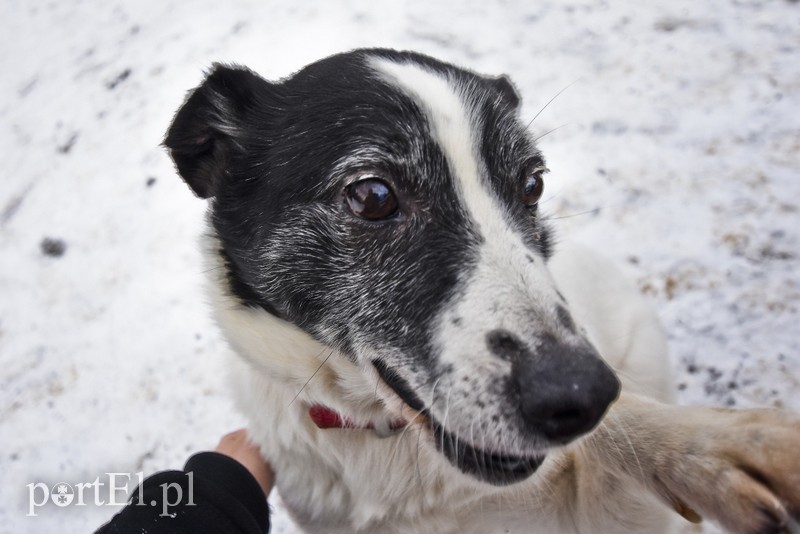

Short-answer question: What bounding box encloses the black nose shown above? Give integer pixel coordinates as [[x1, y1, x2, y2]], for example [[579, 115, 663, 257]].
[[487, 331, 621, 444]]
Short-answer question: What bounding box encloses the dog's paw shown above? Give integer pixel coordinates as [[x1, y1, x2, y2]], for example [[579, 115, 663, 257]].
[[656, 408, 800, 534]]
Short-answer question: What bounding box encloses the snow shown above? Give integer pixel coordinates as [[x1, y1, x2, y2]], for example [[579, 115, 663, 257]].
[[1, 0, 798, 532]]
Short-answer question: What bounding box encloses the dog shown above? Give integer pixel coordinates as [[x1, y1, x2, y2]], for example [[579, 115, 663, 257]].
[[164, 49, 800, 533]]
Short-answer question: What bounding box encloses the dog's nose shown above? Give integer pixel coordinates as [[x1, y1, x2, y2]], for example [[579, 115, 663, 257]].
[[487, 331, 621, 444]]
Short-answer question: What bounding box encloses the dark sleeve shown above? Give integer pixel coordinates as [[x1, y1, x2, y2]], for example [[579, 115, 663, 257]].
[[95, 452, 270, 534]]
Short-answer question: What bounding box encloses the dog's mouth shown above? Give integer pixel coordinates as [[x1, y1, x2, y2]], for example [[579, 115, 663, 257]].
[[371, 359, 545, 485], [430, 418, 545, 486]]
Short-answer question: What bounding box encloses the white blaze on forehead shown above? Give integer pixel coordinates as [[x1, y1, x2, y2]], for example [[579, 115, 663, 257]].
[[369, 58, 505, 239]]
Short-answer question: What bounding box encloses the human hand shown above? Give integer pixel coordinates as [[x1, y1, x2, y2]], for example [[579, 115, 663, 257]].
[[215, 429, 275, 497]]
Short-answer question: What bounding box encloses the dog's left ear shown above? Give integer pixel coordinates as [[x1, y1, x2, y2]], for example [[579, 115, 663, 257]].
[[164, 64, 277, 199], [491, 75, 521, 109]]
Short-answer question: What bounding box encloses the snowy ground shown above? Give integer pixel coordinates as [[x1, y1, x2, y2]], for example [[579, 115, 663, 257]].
[[1, 1, 798, 532]]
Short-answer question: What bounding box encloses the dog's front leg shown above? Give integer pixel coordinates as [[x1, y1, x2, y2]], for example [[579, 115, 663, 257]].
[[580, 392, 800, 534]]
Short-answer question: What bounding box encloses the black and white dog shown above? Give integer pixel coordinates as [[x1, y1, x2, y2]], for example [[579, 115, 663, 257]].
[[165, 49, 800, 533]]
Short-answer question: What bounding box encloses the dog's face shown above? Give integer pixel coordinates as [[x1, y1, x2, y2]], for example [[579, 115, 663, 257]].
[[166, 49, 620, 486]]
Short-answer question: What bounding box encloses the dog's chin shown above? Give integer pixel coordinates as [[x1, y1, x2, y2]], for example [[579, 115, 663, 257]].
[[431, 421, 546, 486]]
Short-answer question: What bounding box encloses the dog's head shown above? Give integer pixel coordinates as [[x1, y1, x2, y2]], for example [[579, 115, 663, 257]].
[[165, 49, 620, 486]]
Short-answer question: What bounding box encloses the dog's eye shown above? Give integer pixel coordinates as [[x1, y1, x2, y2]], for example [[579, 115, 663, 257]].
[[523, 167, 546, 207], [345, 178, 399, 220]]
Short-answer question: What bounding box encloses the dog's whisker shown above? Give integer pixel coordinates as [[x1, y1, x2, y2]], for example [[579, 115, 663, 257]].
[[610, 414, 646, 484], [288, 349, 334, 407], [536, 463, 561, 517], [415, 417, 426, 490], [441, 384, 455, 466], [386, 426, 421, 495], [593, 418, 626, 471], [428, 377, 442, 408], [468, 408, 479, 479], [549, 206, 605, 220], [526, 78, 580, 129], [533, 123, 569, 143], [439, 387, 450, 433], [199, 265, 225, 274], [479, 406, 490, 485], [612, 368, 650, 398]]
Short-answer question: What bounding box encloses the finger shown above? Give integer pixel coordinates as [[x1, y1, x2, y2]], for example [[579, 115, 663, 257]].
[[216, 428, 249, 452]]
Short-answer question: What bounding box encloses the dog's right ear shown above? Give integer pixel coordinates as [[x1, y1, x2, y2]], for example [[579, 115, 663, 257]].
[[164, 64, 275, 198]]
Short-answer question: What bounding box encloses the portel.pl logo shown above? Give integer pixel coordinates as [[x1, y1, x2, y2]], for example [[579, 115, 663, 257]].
[[27, 473, 195, 517]]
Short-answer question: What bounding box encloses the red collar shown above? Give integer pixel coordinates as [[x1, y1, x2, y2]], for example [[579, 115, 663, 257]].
[[308, 404, 406, 431]]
